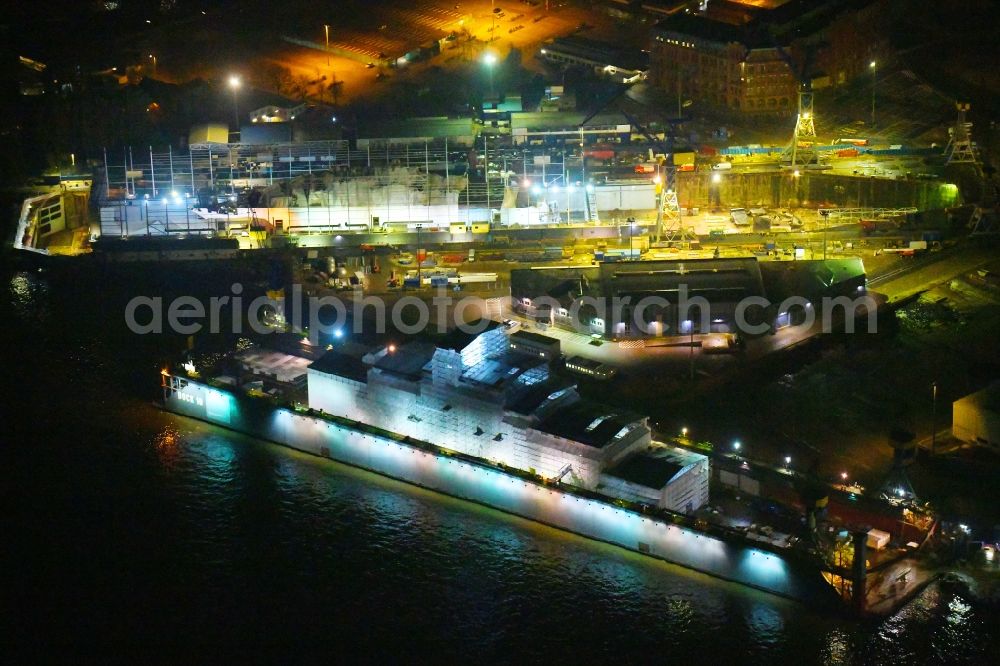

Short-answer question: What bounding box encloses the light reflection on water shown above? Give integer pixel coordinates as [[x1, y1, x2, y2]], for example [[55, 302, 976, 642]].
[[137, 411, 1000, 659], [5, 261, 999, 657]]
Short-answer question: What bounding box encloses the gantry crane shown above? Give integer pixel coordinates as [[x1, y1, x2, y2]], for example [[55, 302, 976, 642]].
[[578, 88, 694, 244]]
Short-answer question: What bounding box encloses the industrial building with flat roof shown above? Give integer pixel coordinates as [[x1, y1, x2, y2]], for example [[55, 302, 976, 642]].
[[508, 329, 561, 362], [539, 36, 649, 84], [510, 256, 866, 338]]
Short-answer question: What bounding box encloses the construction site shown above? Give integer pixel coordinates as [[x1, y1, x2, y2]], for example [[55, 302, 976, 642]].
[[12, 44, 998, 260]]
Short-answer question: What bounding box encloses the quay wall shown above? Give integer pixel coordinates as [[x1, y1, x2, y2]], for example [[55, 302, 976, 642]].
[[163, 376, 839, 604]]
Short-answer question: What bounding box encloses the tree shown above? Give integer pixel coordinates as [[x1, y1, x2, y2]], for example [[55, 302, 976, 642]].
[[329, 79, 344, 105]]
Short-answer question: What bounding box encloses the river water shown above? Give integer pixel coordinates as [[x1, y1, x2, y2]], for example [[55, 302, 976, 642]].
[[3, 260, 997, 661]]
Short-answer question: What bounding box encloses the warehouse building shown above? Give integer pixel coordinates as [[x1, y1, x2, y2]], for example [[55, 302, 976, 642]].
[[510, 257, 866, 339], [511, 258, 768, 337]]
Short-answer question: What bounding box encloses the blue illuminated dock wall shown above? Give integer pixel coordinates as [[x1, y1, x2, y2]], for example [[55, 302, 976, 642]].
[[164, 377, 838, 604]]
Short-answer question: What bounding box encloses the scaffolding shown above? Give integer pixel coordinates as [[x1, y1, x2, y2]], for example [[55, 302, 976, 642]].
[[100, 138, 511, 206]]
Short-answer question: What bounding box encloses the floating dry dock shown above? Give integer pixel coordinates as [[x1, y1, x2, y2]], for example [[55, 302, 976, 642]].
[[162, 371, 843, 606]]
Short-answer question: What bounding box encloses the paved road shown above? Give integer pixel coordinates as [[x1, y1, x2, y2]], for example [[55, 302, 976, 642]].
[[867, 245, 997, 301]]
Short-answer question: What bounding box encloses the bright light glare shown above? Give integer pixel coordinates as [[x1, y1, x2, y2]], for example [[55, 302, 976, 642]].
[[228, 75, 241, 89], [711, 173, 722, 183], [483, 53, 497, 66]]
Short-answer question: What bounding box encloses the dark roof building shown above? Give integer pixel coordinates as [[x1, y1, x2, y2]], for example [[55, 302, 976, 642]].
[[511, 258, 768, 337], [538, 400, 647, 449], [309, 350, 368, 383], [508, 329, 562, 362], [372, 341, 438, 380], [510, 257, 865, 338], [539, 36, 649, 83], [600, 445, 710, 513], [607, 454, 686, 490]]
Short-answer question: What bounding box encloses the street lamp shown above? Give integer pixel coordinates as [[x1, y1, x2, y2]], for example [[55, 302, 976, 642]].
[[931, 381, 938, 456], [490, 0, 497, 43], [148, 54, 157, 77], [869, 60, 877, 129], [733, 440, 741, 453], [681, 427, 688, 438], [784, 455, 792, 467], [324, 24, 330, 67], [228, 75, 241, 130], [415, 224, 423, 287], [482, 51, 498, 97]]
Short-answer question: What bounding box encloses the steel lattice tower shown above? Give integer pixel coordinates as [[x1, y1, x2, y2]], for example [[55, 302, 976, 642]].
[[653, 118, 695, 245], [783, 90, 819, 167], [946, 103, 978, 165]]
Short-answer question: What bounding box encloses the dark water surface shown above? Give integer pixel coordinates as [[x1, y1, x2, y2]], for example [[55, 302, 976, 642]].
[[3, 262, 997, 662]]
